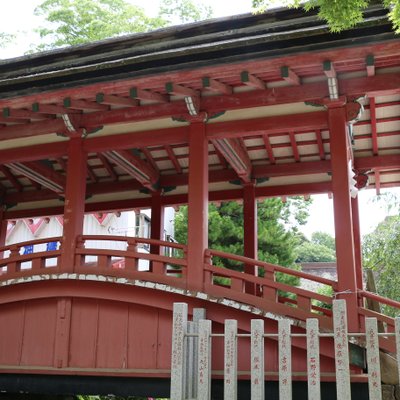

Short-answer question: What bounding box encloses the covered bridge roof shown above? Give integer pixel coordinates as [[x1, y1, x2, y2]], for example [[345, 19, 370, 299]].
[[0, 4, 399, 218]]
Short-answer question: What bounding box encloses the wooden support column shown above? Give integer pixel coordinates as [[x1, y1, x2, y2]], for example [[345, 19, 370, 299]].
[[150, 191, 164, 253], [187, 119, 208, 292], [0, 207, 7, 248], [328, 106, 359, 332], [351, 197, 364, 296], [60, 137, 88, 272], [0, 207, 7, 258], [243, 182, 258, 294], [150, 191, 165, 274]]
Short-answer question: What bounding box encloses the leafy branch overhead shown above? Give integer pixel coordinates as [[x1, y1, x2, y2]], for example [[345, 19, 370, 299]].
[[33, 0, 213, 50], [252, 0, 400, 32]]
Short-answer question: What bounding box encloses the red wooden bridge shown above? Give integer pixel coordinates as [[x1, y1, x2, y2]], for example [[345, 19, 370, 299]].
[[0, 3, 400, 398]]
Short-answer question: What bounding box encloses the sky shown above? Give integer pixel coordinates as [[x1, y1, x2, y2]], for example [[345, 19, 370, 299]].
[[1, 0, 398, 239]]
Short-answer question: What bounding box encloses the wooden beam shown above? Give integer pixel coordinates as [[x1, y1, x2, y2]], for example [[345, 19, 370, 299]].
[[3, 107, 52, 120], [164, 145, 182, 174], [0, 142, 66, 164], [280, 66, 300, 85], [165, 82, 198, 97], [130, 87, 168, 103], [366, 54, 375, 77], [64, 98, 109, 111], [315, 129, 326, 160], [240, 71, 265, 90], [212, 138, 252, 183], [103, 149, 159, 191], [0, 166, 23, 192], [323, 60, 336, 78], [32, 102, 80, 115], [0, 119, 66, 141], [6, 161, 66, 193], [262, 135, 275, 164], [202, 77, 233, 95], [97, 153, 118, 181], [207, 111, 328, 139], [289, 131, 300, 162], [96, 93, 139, 107], [369, 97, 379, 156], [84, 126, 189, 152]]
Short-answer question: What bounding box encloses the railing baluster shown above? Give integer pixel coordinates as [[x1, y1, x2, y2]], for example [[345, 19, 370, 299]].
[[126, 238, 138, 270]]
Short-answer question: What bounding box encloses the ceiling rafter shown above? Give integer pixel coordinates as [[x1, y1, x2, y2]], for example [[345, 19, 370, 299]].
[[164, 145, 182, 174], [63, 97, 109, 111], [212, 138, 252, 183], [202, 77, 233, 95], [32, 102, 81, 115], [289, 131, 300, 162], [280, 66, 300, 86], [103, 149, 159, 191], [96, 93, 139, 107], [5, 161, 66, 194], [0, 166, 23, 192], [130, 87, 169, 103], [3, 107, 52, 121], [262, 135, 275, 164], [240, 71, 265, 90], [315, 129, 326, 160], [97, 153, 118, 181], [369, 97, 379, 156]]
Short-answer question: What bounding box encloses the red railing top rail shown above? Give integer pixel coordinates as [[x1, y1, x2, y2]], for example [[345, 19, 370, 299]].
[[79, 235, 187, 251], [360, 290, 400, 311], [207, 248, 338, 289], [0, 236, 62, 253]]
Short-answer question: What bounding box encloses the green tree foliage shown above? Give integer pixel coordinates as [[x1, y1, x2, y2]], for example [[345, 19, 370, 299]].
[[159, 0, 213, 24], [0, 32, 15, 48], [363, 215, 400, 316], [174, 197, 311, 286], [295, 231, 336, 263], [34, 0, 213, 50], [252, 0, 400, 33]]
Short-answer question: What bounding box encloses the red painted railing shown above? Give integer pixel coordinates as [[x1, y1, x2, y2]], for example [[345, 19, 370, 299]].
[[0, 235, 399, 343], [0, 237, 62, 279]]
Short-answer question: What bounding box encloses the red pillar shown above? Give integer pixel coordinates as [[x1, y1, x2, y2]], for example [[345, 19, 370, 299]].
[[60, 137, 88, 272], [187, 121, 208, 292], [0, 207, 7, 248], [328, 106, 359, 331], [351, 197, 364, 295], [150, 190, 164, 255], [243, 182, 258, 294]]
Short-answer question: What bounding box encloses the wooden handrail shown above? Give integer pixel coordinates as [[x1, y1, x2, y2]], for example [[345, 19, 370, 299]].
[[207, 249, 337, 288], [359, 290, 400, 310], [0, 237, 62, 253], [80, 235, 187, 251]]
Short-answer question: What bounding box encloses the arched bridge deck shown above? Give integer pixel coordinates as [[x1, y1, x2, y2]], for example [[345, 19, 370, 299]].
[[0, 236, 398, 384]]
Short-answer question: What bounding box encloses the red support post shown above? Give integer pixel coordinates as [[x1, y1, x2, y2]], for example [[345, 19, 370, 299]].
[[351, 197, 364, 296], [0, 207, 7, 248], [150, 191, 165, 274], [187, 120, 208, 292], [328, 106, 359, 332], [0, 207, 7, 259], [243, 182, 258, 294], [60, 137, 88, 272]]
